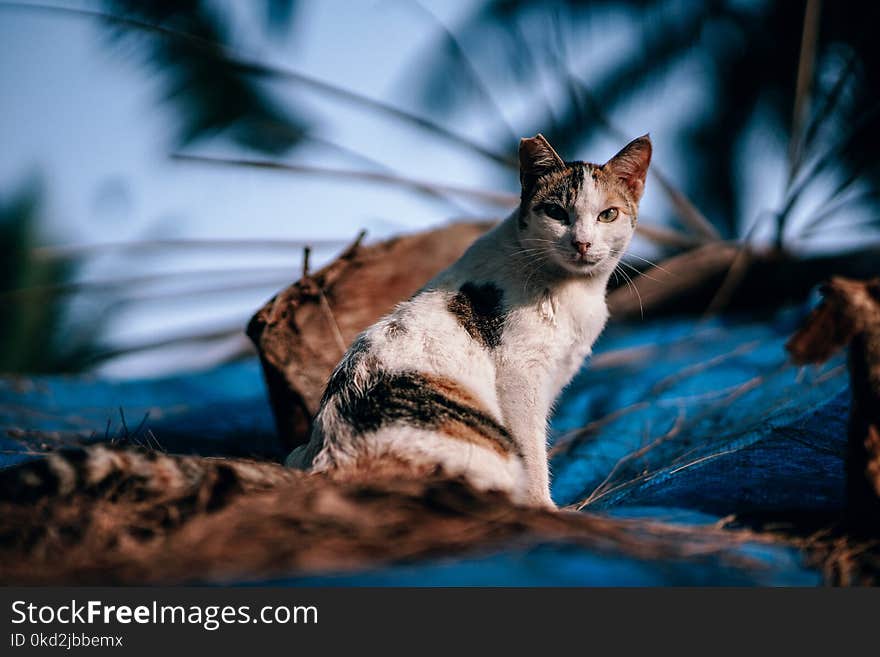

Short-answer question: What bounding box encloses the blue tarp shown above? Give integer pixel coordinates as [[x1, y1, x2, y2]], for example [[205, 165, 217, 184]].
[[0, 300, 846, 585]]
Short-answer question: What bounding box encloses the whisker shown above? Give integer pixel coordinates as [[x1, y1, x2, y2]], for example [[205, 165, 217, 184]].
[[520, 252, 552, 295], [613, 250, 673, 275], [617, 259, 661, 283], [615, 264, 644, 319]]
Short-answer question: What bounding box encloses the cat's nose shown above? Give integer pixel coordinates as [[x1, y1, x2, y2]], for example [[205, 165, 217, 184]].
[[571, 239, 591, 256]]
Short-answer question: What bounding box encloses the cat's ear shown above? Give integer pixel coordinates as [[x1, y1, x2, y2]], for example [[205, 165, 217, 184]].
[[604, 134, 652, 201], [519, 134, 565, 190]]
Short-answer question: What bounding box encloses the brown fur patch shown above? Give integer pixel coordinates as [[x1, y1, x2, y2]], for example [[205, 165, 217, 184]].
[[436, 418, 511, 457], [329, 453, 441, 483], [422, 373, 483, 406], [421, 374, 513, 457]]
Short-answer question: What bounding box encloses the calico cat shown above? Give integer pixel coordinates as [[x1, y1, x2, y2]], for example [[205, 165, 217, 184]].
[[287, 133, 652, 507]]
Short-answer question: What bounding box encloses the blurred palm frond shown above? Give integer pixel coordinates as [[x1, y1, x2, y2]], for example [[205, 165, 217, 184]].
[[0, 179, 103, 374], [101, 0, 309, 153], [407, 0, 880, 244]]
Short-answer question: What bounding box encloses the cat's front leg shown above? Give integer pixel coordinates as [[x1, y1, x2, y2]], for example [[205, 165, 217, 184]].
[[495, 365, 555, 508]]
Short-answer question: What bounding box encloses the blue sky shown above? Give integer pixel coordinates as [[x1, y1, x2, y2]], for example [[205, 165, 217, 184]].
[[0, 0, 863, 377]]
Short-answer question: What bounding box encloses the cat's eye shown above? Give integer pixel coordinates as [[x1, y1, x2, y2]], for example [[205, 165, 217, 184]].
[[540, 203, 570, 225], [597, 207, 619, 223]]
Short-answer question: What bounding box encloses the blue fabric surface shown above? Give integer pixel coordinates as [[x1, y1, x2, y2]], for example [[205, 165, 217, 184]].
[[261, 540, 820, 587], [0, 303, 848, 585], [550, 308, 847, 516], [0, 359, 280, 462]]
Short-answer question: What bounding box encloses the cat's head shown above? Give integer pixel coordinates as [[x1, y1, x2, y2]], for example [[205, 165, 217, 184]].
[[517, 133, 651, 277]]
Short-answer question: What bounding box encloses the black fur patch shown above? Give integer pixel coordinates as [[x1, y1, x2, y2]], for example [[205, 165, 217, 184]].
[[321, 334, 372, 406], [335, 371, 519, 457], [447, 282, 505, 349]]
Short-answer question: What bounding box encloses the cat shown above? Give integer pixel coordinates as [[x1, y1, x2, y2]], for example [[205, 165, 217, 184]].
[[287, 133, 652, 508]]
